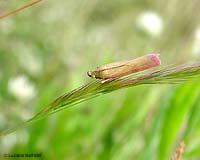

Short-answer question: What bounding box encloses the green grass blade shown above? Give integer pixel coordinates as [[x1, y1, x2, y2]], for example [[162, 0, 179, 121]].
[[158, 83, 200, 159], [1, 62, 200, 137]]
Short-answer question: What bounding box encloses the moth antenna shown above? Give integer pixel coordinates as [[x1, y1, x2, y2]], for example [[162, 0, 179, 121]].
[[0, 0, 43, 20]]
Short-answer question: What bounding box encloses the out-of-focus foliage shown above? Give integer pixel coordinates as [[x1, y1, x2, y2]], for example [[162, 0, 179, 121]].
[[1, 0, 200, 159]]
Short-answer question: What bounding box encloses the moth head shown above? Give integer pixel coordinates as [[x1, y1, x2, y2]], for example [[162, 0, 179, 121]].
[[87, 71, 96, 78]]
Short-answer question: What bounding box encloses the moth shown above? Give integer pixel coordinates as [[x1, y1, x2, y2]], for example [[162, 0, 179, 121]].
[[87, 53, 161, 82]]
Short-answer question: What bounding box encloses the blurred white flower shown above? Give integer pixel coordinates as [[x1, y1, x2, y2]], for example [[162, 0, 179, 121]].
[[21, 108, 35, 120], [137, 11, 163, 36], [0, 19, 15, 34], [8, 75, 36, 101], [19, 52, 43, 76], [1, 133, 17, 152], [192, 28, 200, 56], [14, 42, 43, 76], [0, 130, 29, 152]]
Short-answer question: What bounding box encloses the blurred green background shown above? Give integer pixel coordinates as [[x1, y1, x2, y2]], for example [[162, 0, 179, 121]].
[[1, 0, 200, 159]]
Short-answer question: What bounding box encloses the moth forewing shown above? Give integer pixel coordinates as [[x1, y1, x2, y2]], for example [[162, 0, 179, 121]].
[[100, 65, 132, 79], [87, 53, 161, 80], [97, 60, 131, 70]]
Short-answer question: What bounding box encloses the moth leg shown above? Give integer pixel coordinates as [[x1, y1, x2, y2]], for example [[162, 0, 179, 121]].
[[101, 78, 115, 84]]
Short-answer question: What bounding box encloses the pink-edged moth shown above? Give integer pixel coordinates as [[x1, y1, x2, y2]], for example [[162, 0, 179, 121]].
[[87, 53, 161, 81]]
